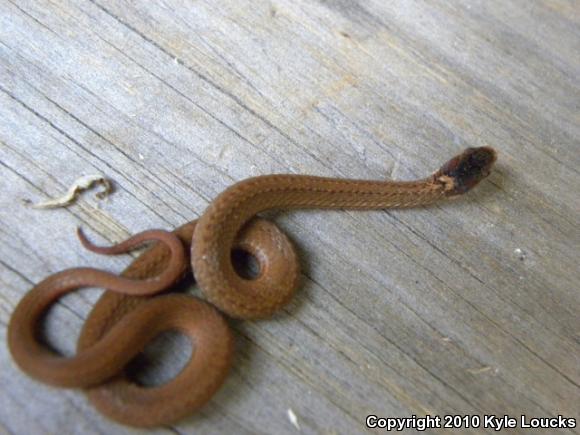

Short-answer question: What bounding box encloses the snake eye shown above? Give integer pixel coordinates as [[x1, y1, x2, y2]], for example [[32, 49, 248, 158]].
[[437, 147, 497, 195]]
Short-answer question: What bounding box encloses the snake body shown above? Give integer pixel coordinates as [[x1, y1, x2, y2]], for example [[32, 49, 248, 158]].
[[7, 147, 496, 427]]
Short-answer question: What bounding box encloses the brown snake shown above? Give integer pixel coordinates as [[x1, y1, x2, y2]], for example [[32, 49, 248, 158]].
[[8, 147, 496, 427]]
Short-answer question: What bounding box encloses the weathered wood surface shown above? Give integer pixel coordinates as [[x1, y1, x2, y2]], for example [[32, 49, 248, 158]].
[[1, 0, 579, 434]]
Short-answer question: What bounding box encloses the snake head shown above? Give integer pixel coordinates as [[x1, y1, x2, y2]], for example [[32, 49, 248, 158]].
[[435, 146, 497, 196]]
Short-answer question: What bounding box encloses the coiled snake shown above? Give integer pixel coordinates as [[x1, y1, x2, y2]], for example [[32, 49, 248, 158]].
[[8, 147, 497, 426]]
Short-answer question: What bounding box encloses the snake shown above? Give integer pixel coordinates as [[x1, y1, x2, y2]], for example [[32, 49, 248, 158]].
[[7, 146, 496, 427]]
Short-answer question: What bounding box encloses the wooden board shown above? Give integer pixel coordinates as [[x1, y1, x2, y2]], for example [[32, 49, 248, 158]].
[[0, 1, 578, 434]]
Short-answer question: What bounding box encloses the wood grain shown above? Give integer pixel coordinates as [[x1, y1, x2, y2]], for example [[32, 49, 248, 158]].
[[0, 1, 578, 434]]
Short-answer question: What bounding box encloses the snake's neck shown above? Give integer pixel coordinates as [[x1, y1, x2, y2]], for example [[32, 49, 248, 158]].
[[193, 174, 444, 265], [220, 174, 447, 212]]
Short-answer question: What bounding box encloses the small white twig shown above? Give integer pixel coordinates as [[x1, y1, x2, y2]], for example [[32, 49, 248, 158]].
[[30, 175, 113, 209], [287, 408, 300, 431], [467, 366, 492, 375]]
